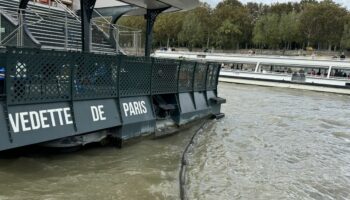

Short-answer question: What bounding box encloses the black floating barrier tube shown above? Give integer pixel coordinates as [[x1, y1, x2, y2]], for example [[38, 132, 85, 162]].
[[179, 121, 211, 200]]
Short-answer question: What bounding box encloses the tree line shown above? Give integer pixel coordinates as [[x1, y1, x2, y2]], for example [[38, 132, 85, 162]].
[[118, 0, 350, 51]]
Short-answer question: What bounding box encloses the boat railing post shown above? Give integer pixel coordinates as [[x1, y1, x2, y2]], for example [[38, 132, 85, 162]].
[[115, 28, 119, 53], [254, 62, 260, 73], [327, 66, 332, 79], [64, 12, 68, 50], [19, 10, 24, 47]]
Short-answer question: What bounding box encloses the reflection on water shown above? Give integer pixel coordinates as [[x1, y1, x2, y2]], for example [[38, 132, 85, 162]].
[[0, 83, 350, 200]]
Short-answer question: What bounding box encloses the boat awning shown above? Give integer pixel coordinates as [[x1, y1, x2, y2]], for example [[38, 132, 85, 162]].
[[93, 0, 199, 17], [153, 51, 350, 69]]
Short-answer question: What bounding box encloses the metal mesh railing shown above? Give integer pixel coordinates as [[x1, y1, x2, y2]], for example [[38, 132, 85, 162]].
[[194, 62, 208, 92], [178, 61, 195, 92], [2, 48, 221, 105], [6, 48, 72, 105], [206, 63, 220, 90], [119, 56, 152, 97], [73, 53, 119, 100], [152, 58, 179, 95]]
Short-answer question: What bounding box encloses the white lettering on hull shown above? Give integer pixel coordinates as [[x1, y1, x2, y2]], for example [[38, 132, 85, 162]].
[[123, 101, 147, 117], [91, 105, 107, 122], [8, 107, 73, 133]]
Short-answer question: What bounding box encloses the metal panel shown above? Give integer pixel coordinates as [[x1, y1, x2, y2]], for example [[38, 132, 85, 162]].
[[178, 93, 195, 114], [194, 91, 208, 111], [119, 56, 152, 97], [8, 102, 76, 147], [119, 96, 155, 124], [151, 58, 179, 94], [73, 99, 121, 133]]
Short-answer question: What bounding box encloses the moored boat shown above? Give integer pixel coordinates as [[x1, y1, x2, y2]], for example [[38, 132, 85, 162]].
[[153, 51, 350, 94]]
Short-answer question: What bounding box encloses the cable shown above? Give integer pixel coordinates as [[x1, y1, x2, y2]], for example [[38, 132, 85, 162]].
[[179, 121, 210, 200]]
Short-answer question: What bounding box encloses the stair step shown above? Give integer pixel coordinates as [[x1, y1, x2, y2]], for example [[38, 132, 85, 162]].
[[0, 0, 119, 55]]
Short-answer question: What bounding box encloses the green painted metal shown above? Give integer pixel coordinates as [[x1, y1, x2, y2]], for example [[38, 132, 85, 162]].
[[178, 61, 195, 93], [119, 56, 152, 97], [73, 53, 119, 100], [2, 47, 220, 105], [151, 58, 179, 95], [0, 47, 224, 151], [193, 62, 208, 92]]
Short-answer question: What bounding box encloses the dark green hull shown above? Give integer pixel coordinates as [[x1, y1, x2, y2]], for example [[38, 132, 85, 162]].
[[0, 47, 224, 151]]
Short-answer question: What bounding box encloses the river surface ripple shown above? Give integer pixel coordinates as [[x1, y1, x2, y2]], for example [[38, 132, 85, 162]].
[[0, 83, 349, 200], [186, 83, 350, 200]]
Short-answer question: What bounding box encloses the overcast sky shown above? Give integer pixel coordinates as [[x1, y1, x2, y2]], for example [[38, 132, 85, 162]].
[[204, 0, 350, 10]]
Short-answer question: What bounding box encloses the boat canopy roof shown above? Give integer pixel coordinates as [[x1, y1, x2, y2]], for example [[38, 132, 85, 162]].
[[153, 51, 350, 69], [93, 0, 199, 16]]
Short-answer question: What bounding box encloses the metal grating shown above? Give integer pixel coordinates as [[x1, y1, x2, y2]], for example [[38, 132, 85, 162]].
[[73, 53, 119, 100], [151, 58, 179, 94], [119, 56, 152, 97], [178, 61, 195, 92], [193, 62, 208, 91], [206, 63, 220, 90], [6, 48, 72, 105], [3, 48, 221, 105]]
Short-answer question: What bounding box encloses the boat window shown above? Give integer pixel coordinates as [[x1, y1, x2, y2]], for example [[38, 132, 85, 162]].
[[305, 67, 329, 78], [225, 63, 253, 71], [329, 68, 350, 80], [221, 63, 256, 71], [260, 65, 293, 74]]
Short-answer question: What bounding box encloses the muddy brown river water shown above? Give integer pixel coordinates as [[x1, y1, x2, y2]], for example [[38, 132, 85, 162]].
[[0, 82, 350, 200]]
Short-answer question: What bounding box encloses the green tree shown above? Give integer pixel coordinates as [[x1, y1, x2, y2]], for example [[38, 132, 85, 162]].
[[253, 13, 281, 48], [213, 1, 252, 49], [341, 21, 350, 49], [154, 12, 186, 47], [178, 5, 211, 49], [279, 12, 302, 49], [300, 0, 347, 50]]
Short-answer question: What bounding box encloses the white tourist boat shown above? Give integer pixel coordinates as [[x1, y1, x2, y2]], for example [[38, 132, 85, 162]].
[[153, 51, 350, 95]]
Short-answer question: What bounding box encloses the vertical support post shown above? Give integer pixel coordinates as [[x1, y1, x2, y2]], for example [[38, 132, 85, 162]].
[[64, 12, 68, 50], [17, 0, 31, 47], [19, 0, 30, 10], [144, 8, 168, 57], [192, 62, 197, 110], [254, 62, 260, 73], [115, 28, 119, 53], [80, 0, 96, 53], [133, 31, 137, 55], [17, 10, 23, 47], [327, 66, 332, 79]]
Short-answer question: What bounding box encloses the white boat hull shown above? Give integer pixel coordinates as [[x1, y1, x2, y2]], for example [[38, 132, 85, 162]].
[[220, 72, 350, 95]]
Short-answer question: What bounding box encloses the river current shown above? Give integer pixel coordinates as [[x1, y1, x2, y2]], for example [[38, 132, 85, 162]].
[[0, 82, 349, 200]]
